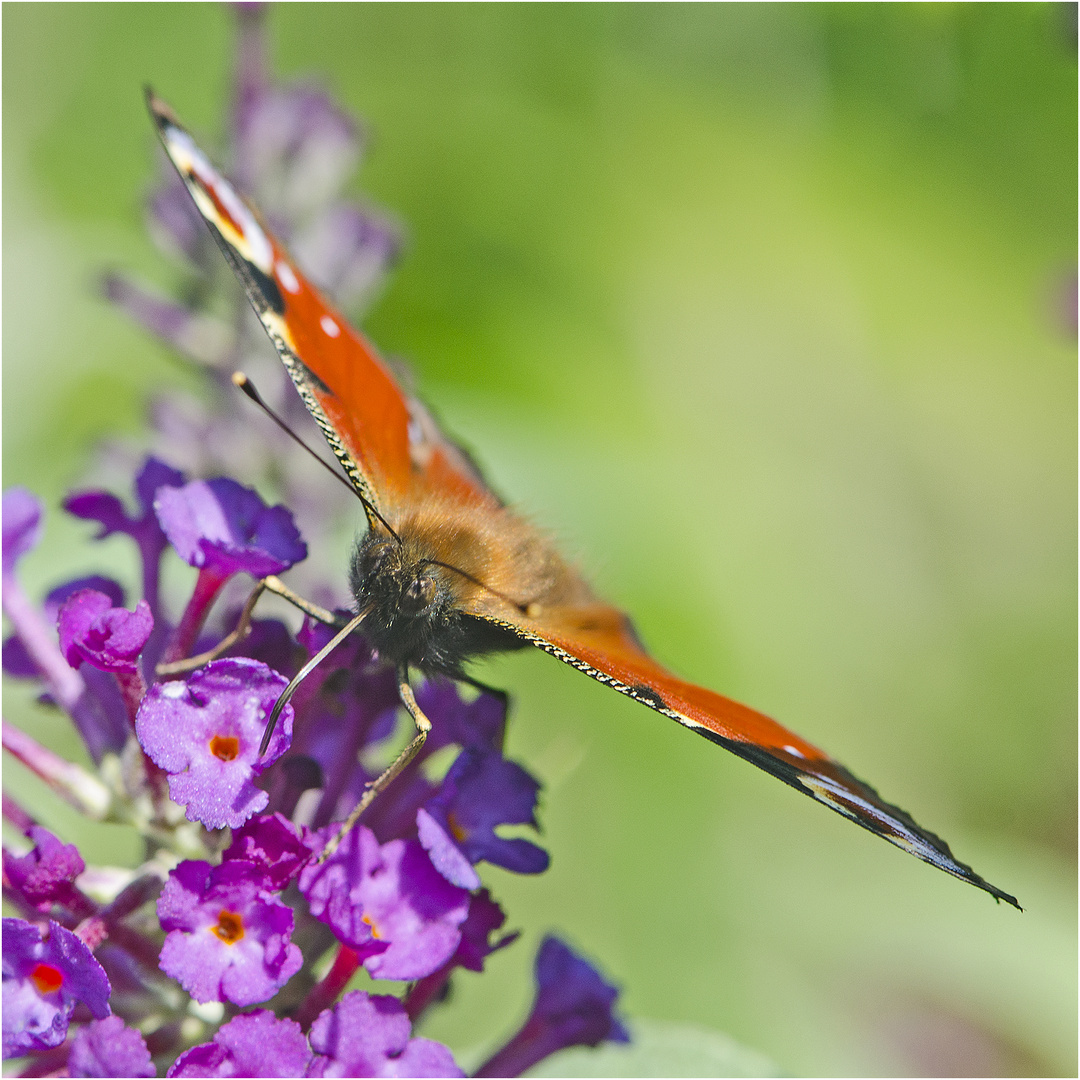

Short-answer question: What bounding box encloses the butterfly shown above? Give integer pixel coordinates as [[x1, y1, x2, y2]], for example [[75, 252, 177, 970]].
[[147, 90, 1019, 908]]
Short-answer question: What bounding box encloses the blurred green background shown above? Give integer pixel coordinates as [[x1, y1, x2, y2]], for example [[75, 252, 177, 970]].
[[3, 4, 1076, 1075]]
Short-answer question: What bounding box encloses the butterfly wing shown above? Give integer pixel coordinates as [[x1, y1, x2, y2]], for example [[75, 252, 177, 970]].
[[147, 91, 493, 517], [149, 93, 1018, 909], [472, 600, 1020, 908]]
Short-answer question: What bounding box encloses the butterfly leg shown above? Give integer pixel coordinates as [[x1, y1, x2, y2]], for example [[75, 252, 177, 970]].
[[155, 575, 344, 677], [318, 667, 432, 863]]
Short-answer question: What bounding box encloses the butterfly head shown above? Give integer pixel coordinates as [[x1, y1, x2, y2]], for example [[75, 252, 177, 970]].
[[349, 530, 456, 664]]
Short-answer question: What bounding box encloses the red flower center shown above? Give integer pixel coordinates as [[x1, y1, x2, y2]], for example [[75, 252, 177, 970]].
[[30, 963, 64, 995], [210, 734, 240, 761], [212, 909, 245, 944]]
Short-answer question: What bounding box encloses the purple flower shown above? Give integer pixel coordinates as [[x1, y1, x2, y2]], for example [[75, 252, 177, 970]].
[[3, 827, 85, 913], [58, 589, 153, 675], [2, 488, 43, 577], [64, 457, 185, 615], [404, 889, 519, 1022], [2, 918, 111, 1058], [157, 860, 302, 1006], [154, 477, 306, 579], [307, 991, 463, 1078], [136, 658, 292, 829], [4, 577, 127, 681], [167, 1010, 311, 1078], [68, 1016, 155, 1078], [222, 812, 310, 891], [420, 747, 549, 883], [417, 679, 506, 754], [299, 825, 471, 981], [476, 936, 629, 1077]]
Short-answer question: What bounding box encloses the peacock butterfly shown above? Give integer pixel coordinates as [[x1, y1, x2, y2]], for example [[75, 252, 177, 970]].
[[147, 91, 1019, 907]]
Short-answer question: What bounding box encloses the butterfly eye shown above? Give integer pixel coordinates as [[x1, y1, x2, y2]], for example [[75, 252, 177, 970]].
[[404, 572, 436, 611]]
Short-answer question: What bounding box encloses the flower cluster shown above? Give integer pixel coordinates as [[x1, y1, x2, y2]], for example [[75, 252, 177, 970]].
[[3, 9, 627, 1076]]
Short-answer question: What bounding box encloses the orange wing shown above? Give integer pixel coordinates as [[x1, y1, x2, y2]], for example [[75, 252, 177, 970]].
[[473, 602, 1020, 908], [148, 91, 492, 518]]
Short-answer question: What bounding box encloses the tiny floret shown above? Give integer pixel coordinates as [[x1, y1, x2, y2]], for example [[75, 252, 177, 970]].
[[157, 860, 302, 1006], [2, 918, 111, 1059], [136, 658, 292, 829], [307, 991, 464, 1078]]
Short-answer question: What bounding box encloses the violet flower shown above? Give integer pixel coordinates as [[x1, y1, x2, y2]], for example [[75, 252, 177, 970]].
[[154, 477, 306, 662], [68, 1015, 155, 1079], [299, 824, 471, 981], [2, 487, 43, 575], [2, 827, 85, 914], [157, 859, 302, 1006], [419, 746, 549, 886], [307, 991, 464, 1078], [221, 811, 310, 891], [168, 1010, 312, 1078], [154, 477, 306, 581], [65, 456, 185, 618], [475, 936, 629, 1078], [2, 918, 111, 1058], [136, 658, 293, 829]]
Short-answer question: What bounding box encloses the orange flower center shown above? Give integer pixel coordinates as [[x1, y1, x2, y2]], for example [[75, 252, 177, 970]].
[[361, 914, 381, 939], [447, 811, 468, 844], [30, 963, 64, 995], [210, 735, 240, 761], [212, 909, 245, 944]]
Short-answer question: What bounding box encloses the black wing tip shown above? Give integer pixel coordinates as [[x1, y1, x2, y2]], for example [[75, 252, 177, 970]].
[[694, 727, 1023, 910], [144, 86, 180, 134]]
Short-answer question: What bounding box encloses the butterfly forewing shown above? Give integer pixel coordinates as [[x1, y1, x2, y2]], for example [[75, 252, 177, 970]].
[[148, 92, 494, 517], [148, 91, 1019, 911]]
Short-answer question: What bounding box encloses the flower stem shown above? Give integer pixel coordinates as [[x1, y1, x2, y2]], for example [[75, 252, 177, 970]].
[[164, 565, 231, 664], [296, 945, 359, 1031]]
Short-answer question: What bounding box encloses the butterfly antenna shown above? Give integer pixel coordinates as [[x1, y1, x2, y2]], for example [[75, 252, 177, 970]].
[[232, 372, 402, 544], [259, 606, 372, 758]]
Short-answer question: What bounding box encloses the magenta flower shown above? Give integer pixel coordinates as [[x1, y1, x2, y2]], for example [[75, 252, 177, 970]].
[[307, 991, 463, 1078], [167, 1010, 311, 1078], [2, 918, 111, 1058], [299, 825, 471, 981], [154, 477, 306, 579], [157, 860, 302, 1006], [68, 1016, 155, 1078], [58, 589, 154, 675], [476, 936, 629, 1077], [420, 747, 549, 882], [2, 827, 85, 913], [136, 659, 292, 829], [222, 812, 310, 891]]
